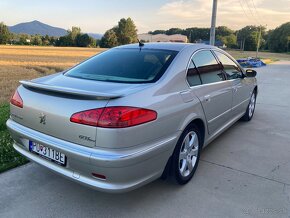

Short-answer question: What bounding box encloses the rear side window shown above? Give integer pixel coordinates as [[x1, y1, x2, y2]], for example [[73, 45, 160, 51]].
[[192, 50, 224, 84], [65, 48, 178, 83], [214, 51, 243, 80], [187, 61, 202, 87]]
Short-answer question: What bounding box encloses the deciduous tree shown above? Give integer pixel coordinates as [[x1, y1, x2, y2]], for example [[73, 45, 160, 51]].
[[115, 18, 138, 45], [32, 35, 42, 46], [0, 22, 11, 44], [100, 29, 118, 48], [268, 22, 290, 52]]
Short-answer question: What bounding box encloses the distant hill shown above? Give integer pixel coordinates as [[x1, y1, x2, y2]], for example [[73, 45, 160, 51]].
[[88, 33, 103, 40], [9, 20, 67, 37], [8, 20, 103, 39]]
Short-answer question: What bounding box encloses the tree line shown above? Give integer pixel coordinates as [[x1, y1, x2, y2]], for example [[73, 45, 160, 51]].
[[149, 23, 290, 52], [56, 27, 96, 47], [0, 19, 290, 53]]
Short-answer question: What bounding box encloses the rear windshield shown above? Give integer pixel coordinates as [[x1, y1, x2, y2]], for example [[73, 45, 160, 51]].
[[65, 48, 178, 83]]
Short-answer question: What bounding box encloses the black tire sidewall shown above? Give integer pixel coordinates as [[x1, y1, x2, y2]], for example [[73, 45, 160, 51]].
[[242, 91, 257, 121]]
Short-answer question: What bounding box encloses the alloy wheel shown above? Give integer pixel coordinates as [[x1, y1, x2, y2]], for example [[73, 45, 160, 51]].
[[179, 131, 199, 177], [249, 93, 256, 118]]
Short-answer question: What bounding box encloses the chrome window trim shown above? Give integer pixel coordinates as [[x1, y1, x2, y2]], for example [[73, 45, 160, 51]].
[[188, 80, 232, 90], [185, 48, 227, 89], [211, 49, 246, 78]]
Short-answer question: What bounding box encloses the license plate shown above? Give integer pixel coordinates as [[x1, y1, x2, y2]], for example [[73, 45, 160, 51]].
[[29, 141, 66, 166]]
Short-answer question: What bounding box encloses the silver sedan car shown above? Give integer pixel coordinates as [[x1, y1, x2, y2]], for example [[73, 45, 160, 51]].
[[7, 43, 257, 193]]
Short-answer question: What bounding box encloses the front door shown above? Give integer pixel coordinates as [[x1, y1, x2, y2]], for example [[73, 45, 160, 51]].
[[213, 50, 251, 117]]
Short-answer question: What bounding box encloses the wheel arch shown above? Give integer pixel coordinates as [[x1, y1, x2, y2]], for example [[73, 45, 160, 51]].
[[161, 117, 206, 180], [186, 118, 205, 147]]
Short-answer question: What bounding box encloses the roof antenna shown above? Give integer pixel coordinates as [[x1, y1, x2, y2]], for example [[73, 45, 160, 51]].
[[137, 39, 144, 49]]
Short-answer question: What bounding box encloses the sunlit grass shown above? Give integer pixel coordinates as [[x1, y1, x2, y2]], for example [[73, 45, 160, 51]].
[[0, 103, 28, 173], [0, 45, 105, 104], [227, 50, 290, 61]]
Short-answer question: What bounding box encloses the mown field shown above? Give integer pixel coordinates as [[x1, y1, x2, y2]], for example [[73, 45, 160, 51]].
[[0, 45, 106, 103], [0, 45, 289, 173]]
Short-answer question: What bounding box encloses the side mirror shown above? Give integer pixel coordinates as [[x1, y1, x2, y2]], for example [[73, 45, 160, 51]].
[[245, 69, 257, 77]]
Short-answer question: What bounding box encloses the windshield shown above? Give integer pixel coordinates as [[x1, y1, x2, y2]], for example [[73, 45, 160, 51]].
[[65, 48, 178, 83]]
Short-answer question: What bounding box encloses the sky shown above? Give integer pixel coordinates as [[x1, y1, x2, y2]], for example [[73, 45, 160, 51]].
[[1, 0, 290, 34]]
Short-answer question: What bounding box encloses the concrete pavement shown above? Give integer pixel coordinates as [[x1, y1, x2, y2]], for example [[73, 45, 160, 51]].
[[1, 61, 290, 218]]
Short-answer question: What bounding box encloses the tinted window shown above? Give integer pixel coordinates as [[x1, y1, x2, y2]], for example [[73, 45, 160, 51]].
[[214, 51, 243, 80], [65, 48, 178, 83], [187, 61, 202, 87], [192, 50, 224, 84]]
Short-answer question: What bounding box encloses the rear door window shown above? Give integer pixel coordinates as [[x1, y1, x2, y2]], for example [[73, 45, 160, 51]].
[[192, 50, 225, 84], [187, 61, 202, 87]]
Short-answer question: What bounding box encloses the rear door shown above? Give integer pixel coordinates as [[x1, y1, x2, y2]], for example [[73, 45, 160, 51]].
[[213, 50, 251, 117], [188, 50, 233, 134]]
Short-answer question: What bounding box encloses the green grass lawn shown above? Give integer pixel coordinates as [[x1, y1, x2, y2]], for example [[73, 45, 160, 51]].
[[227, 50, 290, 62], [0, 104, 28, 173]]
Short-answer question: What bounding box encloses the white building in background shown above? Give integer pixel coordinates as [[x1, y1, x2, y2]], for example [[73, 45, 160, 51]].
[[138, 34, 188, 43]]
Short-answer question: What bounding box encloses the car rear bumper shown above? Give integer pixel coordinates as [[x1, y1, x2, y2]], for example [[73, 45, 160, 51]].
[[7, 119, 179, 193]]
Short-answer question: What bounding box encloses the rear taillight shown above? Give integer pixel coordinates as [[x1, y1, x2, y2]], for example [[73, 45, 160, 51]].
[[70, 108, 103, 126], [10, 90, 23, 108], [98, 107, 157, 128], [70, 106, 157, 128]]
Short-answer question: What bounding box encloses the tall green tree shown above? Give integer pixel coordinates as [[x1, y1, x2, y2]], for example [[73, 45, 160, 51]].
[[218, 34, 237, 48], [100, 18, 138, 48], [115, 18, 138, 45], [56, 27, 83, 47], [76, 34, 96, 47], [268, 22, 290, 52], [0, 22, 11, 44], [68, 27, 81, 44], [19, 34, 31, 45], [100, 29, 118, 48], [237, 25, 266, 51], [41, 35, 50, 46], [32, 35, 42, 45]]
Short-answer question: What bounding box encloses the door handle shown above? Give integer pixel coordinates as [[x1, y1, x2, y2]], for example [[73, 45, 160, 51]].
[[204, 95, 211, 102]]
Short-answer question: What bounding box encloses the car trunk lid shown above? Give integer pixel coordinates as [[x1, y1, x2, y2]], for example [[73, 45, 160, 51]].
[[11, 73, 151, 147]]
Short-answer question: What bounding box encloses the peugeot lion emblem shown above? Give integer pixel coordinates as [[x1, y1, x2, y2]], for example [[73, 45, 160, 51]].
[[39, 113, 46, 125]]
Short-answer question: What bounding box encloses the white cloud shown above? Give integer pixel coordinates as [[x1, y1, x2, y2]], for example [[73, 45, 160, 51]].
[[157, 0, 290, 29]]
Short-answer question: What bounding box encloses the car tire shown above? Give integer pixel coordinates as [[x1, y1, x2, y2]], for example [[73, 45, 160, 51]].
[[241, 90, 257, 121], [171, 124, 201, 185]]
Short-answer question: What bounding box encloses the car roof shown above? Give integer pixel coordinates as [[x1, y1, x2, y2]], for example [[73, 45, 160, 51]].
[[116, 42, 216, 52]]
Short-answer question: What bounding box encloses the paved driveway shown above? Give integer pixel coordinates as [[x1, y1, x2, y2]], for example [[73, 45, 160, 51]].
[[1, 61, 290, 218]]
